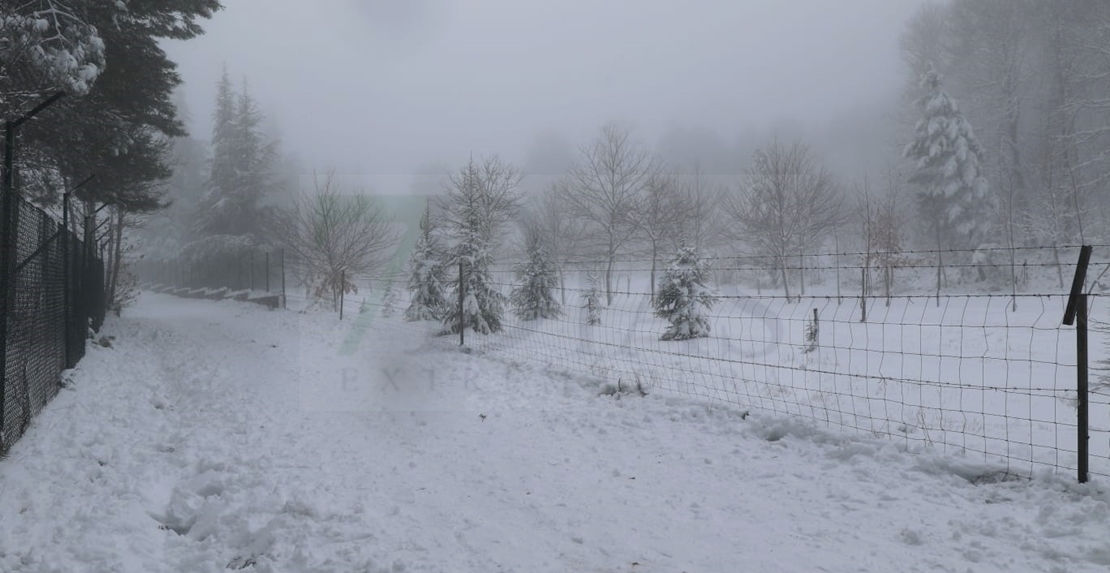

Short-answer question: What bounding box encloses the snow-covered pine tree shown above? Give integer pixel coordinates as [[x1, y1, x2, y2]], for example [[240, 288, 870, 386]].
[[404, 201, 449, 321], [903, 63, 994, 252], [510, 232, 562, 320], [440, 158, 519, 335], [441, 235, 505, 335], [654, 244, 716, 341], [582, 271, 602, 326], [193, 71, 275, 246]]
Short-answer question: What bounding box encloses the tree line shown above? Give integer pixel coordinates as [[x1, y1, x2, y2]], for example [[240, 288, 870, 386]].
[[1, 0, 221, 312]]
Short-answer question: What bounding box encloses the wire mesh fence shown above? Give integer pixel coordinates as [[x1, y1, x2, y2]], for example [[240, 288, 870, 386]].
[[194, 241, 1108, 482], [1, 193, 106, 455], [376, 244, 1107, 481]]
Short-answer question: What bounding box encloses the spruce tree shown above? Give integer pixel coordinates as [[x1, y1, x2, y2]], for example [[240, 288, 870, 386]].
[[193, 73, 275, 244], [654, 244, 716, 341], [232, 80, 273, 232], [440, 158, 518, 335], [404, 202, 449, 321], [510, 236, 562, 320], [903, 63, 993, 251]]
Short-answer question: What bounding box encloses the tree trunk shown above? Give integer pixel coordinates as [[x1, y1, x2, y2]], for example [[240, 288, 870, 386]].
[[605, 258, 614, 306], [884, 265, 892, 307], [935, 223, 943, 307], [798, 252, 806, 297], [779, 255, 791, 302], [108, 209, 124, 312], [1053, 244, 1064, 288]]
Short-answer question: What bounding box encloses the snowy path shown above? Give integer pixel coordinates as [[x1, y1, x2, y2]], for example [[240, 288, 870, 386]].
[[1, 294, 1109, 573]]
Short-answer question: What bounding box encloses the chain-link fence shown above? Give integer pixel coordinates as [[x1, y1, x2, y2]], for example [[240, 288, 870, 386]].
[[1, 193, 106, 455]]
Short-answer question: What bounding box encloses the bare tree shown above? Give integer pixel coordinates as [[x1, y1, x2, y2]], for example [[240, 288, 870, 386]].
[[276, 172, 400, 308], [104, 207, 143, 315], [855, 173, 905, 314], [528, 180, 588, 304], [631, 172, 683, 304], [856, 176, 878, 304], [726, 139, 841, 300], [793, 155, 843, 296], [676, 162, 727, 255], [440, 155, 522, 250], [899, 1, 952, 84], [566, 123, 661, 304], [875, 169, 905, 305]]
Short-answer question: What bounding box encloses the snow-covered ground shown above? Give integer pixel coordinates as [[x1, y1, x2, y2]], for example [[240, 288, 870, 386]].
[[2, 293, 1109, 572]]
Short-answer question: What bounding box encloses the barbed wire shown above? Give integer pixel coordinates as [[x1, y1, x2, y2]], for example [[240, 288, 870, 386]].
[[491, 244, 1108, 268]]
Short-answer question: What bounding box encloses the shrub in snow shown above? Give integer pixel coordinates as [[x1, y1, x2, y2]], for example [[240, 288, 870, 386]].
[[582, 271, 602, 326], [380, 284, 400, 318], [441, 251, 505, 335], [404, 204, 449, 321], [654, 244, 716, 341], [510, 239, 562, 320], [970, 243, 1005, 286], [803, 309, 818, 353]]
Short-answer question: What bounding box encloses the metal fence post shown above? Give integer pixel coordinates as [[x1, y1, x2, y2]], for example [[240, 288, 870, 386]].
[[265, 252, 270, 292], [1063, 244, 1093, 484], [458, 261, 465, 347], [61, 192, 70, 367], [280, 248, 286, 309], [1077, 293, 1089, 484]]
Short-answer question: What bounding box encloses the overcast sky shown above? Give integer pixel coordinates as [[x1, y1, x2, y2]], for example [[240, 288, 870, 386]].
[[163, 0, 927, 188]]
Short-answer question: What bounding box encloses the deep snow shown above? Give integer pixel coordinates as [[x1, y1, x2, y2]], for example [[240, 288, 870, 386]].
[[1, 293, 1109, 572]]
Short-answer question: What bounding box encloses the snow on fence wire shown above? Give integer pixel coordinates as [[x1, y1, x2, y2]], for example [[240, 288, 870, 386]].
[[0, 192, 106, 455], [445, 244, 1109, 482], [134, 249, 286, 309]]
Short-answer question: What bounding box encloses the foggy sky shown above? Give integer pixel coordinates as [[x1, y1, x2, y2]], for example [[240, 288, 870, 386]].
[[163, 0, 928, 189]]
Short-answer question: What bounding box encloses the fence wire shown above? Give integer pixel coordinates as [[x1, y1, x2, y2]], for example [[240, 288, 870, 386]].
[[197, 242, 1106, 481], [357, 244, 1107, 481], [1, 194, 105, 454]]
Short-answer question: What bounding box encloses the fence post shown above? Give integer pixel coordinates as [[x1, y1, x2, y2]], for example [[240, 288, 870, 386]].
[[339, 269, 345, 320], [61, 192, 73, 368], [1063, 244, 1093, 484], [458, 260, 465, 347], [1077, 294, 1089, 484], [265, 252, 270, 293], [249, 251, 255, 292], [280, 248, 286, 309]]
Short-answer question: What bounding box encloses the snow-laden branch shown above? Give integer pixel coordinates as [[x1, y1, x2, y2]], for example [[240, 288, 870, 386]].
[[0, 0, 105, 111]]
